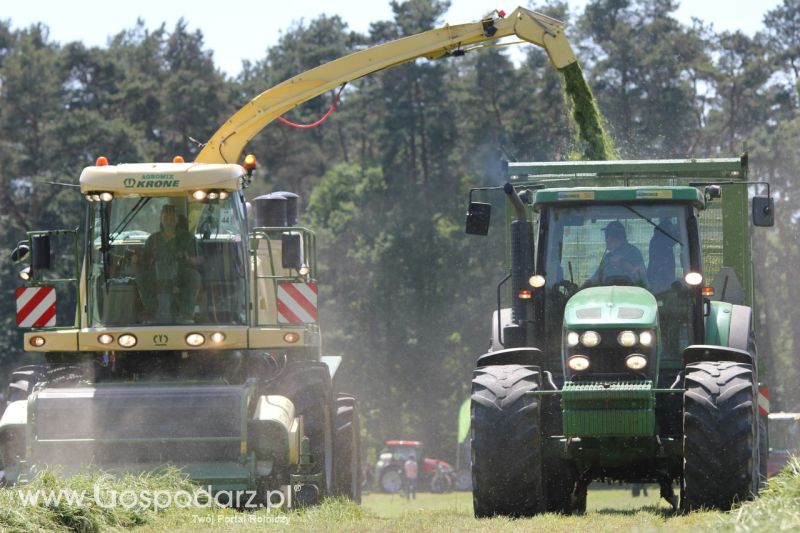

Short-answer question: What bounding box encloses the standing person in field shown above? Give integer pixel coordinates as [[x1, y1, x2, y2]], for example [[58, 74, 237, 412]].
[[404, 454, 418, 500]]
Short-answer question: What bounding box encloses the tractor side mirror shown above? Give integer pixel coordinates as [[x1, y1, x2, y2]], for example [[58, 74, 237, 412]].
[[704, 185, 721, 201], [752, 196, 774, 227], [31, 235, 52, 270], [281, 233, 303, 269], [465, 202, 492, 236]]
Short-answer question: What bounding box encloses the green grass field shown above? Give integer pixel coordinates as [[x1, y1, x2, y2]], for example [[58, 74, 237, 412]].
[[2, 460, 798, 532]]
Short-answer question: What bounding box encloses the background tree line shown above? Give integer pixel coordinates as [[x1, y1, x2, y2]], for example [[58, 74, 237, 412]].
[[1, 0, 798, 462]]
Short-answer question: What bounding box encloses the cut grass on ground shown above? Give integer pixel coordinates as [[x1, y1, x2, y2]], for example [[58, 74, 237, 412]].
[[3, 459, 798, 532]]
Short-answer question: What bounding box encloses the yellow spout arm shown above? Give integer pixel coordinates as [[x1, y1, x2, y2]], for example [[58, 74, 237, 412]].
[[195, 7, 576, 164]]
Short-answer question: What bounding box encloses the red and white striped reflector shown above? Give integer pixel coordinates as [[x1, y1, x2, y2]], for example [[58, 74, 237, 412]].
[[758, 386, 770, 416], [277, 282, 318, 324], [16, 287, 56, 328]]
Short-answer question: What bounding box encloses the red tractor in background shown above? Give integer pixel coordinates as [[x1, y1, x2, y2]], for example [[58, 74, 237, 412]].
[[375, 440, 454, 493]]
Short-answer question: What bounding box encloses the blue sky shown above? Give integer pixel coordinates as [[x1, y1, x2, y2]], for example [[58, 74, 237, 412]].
[[3, 1, 782, 76]]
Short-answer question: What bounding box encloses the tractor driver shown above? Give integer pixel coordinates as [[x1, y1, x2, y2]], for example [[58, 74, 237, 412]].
[[585, 221, 646, 287], [137, 205, 201, 323]]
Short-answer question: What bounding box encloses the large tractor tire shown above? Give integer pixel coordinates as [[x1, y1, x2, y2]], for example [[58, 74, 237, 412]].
[[379, 467, 403, 493], [683, 361, 758, 511], [332, 394, 361, 503], [471, 364, 543, 518]]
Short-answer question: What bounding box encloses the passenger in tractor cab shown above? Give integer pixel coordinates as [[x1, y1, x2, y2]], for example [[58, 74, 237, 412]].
[[585, 221, 646, 287], [137, 204, 201, 323], [647, 219, 679, 294]]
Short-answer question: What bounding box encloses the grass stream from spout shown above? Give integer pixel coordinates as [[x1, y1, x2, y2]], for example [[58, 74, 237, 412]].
[[561, 61, 618, 161]]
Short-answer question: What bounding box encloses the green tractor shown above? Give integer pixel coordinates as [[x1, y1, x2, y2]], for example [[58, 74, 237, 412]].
[[465, 156, 773, 516]]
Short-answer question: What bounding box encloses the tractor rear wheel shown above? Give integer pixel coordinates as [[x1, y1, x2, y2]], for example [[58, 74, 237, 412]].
[[332, 394, 361, 502], [471, 364, 543, 518], [683, 361, 758, 510]]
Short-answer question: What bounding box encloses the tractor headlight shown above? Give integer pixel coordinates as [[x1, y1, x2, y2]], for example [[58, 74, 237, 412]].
[[625, 354, 648, 370], [684, 272, 703, 286], [639, 331, 653, 347], [185, 333, 205, 347], [568, 355, 590, 372], [118, 334, 137, 348], [617, 330, 638, 347], [529, 275, 546, 288], [566, 331, 580, 347], [580, 331, 601, 347]]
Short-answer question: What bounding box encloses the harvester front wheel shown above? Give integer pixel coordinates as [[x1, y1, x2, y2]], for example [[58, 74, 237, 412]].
[[683, 361, 758, 510], [332, 394, 361, 502], [471, 364, 543, 518]]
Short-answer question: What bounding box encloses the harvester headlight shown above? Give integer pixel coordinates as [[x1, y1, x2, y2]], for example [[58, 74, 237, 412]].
[[98, 333, 114, 345], [19, 266, 31, 281], [298, 264, 310, 276], [118, 334, 137, 348], [207, 192, 219, 200], [567, 355, 590, 372], [85, 195, 95, 202], [283, 332, 300, 344], [29, 335, 46, 347], [625, 354, 648, 370], [91, 194, 101, 202], [185, 333, 205, 347], [99, 192, 114, 202], [219, 191, 229, 200], [580, 331, 601, 347], [684, 272, 703, 286], [210, 332, 226, 344], [529, 275, 546, 288], [617, 330, 638, 347], [566, 331, 580, 347], [639, 331, 653, 347], [192, 190, 207, 201]]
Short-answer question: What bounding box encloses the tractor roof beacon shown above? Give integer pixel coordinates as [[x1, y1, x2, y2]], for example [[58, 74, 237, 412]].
[[466, 156, 774, 516], [1, 6, 580, 508]]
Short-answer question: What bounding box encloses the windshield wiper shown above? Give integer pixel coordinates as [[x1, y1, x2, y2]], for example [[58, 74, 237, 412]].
[[623, 205, 681, 245], [109, 197, 151, 243]]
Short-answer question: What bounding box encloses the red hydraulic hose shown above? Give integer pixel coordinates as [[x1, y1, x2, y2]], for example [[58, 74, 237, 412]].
[[277, 84, 347, 129]]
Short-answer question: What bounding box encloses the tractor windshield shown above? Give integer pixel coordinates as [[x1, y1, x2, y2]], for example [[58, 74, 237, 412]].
[[540, 202, 696, 364], [87, 194, 248, 326], [541, 203, 691, 292]]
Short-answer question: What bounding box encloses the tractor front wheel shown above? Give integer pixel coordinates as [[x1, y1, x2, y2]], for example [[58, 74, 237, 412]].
[[683, 361, 758, 510], [471, 364, 543, 518]]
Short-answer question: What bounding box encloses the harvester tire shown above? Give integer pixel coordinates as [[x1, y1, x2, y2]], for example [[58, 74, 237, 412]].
[[471, 364, 543, 518], [683, 361, 757, 510], [332, 394, 361, 503], [274, 362, 334, 494], [6, 365, 46, 402]]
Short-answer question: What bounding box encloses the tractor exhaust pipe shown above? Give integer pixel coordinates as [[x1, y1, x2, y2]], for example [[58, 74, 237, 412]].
[[503, 183, 534, 347]]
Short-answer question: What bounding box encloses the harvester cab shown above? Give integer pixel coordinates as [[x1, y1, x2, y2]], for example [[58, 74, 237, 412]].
[[467, 156, 773, 516], [1, 156, 362, 506]]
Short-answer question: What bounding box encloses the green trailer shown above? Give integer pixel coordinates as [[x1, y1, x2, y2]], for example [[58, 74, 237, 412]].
[[465, 156, 773, 516]]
